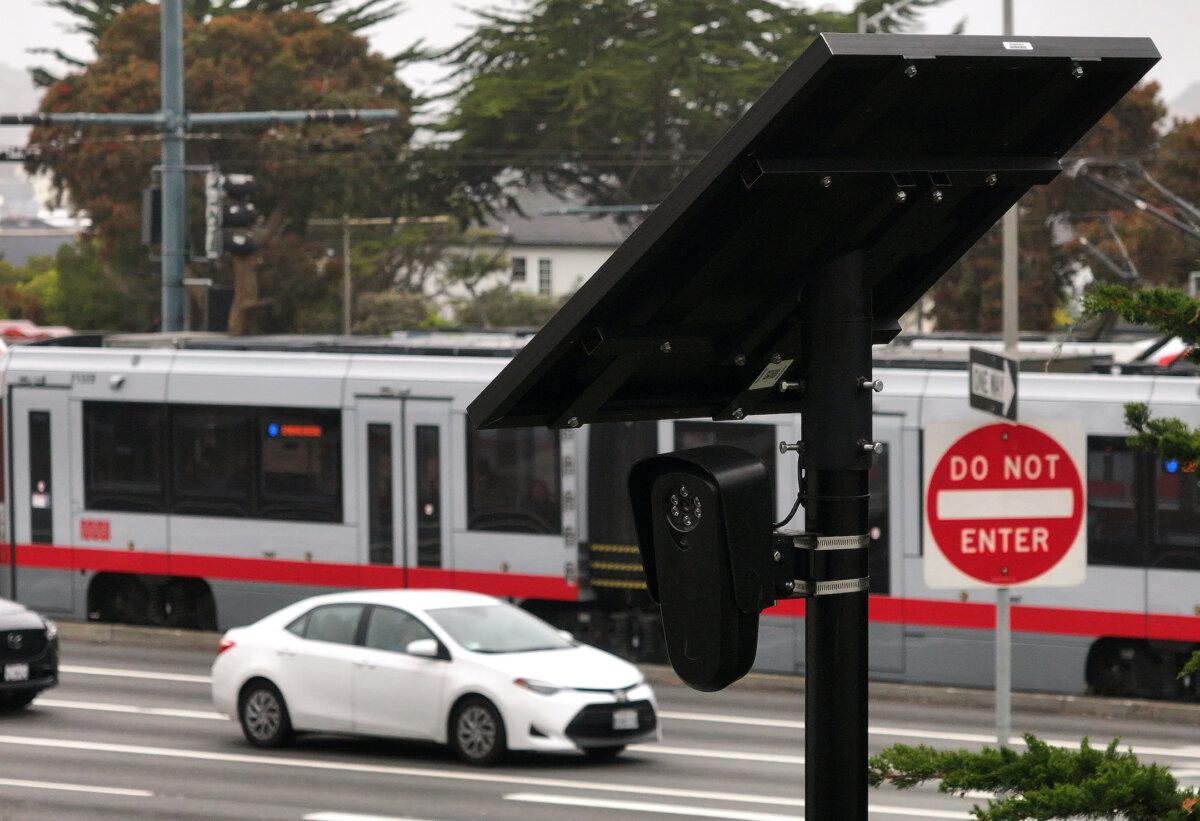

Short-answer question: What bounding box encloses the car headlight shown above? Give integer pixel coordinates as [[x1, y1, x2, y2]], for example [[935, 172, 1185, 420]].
[[43, 619, 58, 641], [514, 678, 563, 696]]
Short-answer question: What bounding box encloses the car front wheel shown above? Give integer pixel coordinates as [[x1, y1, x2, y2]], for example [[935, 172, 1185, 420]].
[[239, 681, 293, 748], [450, 697, 506, 766]]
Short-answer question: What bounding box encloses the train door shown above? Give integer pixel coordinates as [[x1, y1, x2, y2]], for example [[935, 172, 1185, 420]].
[[357, 398, 404, 582], [1146, 456, 1200, 637], [403, 400, 452, 575], [9, 386, 74, 614], [870, 415, 905, 673]]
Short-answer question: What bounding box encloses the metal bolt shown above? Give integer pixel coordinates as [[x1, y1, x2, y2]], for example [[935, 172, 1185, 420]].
[[734, 354, 747, 367], [779, 441, 803, 454], [904, 64, 918, 78], [985, 173, 998, 187], [820, 175, 832, 189], [782, 580, 795, 593], [931, 188, 944, 203], [860, 378, 884, 393], [778, 380, 802, 394], [773, 550, 782, 563], [894, 189, 907, 203], [1072, 65, 1084, 79], [660, 341, 672, 353], [567, 416, 580, 428], [732, 408, 745, 420], [771, 352, 782, 364], [860, 440, 883, 455]]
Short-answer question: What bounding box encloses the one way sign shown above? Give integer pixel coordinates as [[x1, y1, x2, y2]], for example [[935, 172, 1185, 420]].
[[969, 348, 1018, 421]]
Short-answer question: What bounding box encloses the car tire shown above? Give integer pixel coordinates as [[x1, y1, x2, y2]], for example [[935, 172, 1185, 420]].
[[0, 691, 37, 711], [584, 745, 626, 761], [238, 680, 293, 748], [449, 697, 506, 766]]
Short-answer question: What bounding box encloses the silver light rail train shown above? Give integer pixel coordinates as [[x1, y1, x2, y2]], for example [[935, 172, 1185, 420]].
[[1, 333, 1196, 700]]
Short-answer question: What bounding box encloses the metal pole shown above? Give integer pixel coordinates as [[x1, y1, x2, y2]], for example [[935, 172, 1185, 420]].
[[341, 214, 352, 335], [997, 0, 1017, 750], [801, 250, 872, 820], [160, 0, 186, 332]]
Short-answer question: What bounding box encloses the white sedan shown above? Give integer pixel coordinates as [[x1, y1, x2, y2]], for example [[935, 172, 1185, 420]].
[[211, 589, 658, 764]]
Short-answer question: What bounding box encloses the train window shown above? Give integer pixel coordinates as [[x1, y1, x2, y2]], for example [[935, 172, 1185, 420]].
[[1087, 437, 1143, 568], [414, 425, 442, 567], [0, 398, 4, 503], [868, 445, 890, 595], [467, 427, 561, 534], [1153, 457, 1200, 570], [83, 402, 166, 513], [258, 409, 342, 522], [674, 421, 777, 500], [588, 421, 658, 547], [171, 405, 254, 517]]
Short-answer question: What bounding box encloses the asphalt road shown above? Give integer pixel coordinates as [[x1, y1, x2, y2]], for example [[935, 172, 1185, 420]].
[[0, 641, 1197, 821]]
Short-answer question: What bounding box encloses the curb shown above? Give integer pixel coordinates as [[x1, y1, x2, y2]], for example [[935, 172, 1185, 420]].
[[59, 620, 1200, 725], [58, 620, 221, 652]]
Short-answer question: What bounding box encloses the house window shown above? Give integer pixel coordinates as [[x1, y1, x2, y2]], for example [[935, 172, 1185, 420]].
[[538, 258, 552, 296], [511, 256, 526, 282]]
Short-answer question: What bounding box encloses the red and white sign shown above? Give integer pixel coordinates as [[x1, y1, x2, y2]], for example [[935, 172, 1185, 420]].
[[923, 420, 1086, 589]]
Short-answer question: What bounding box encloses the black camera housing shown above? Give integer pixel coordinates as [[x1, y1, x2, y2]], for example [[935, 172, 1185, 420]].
[[629, 445, 775, 691]]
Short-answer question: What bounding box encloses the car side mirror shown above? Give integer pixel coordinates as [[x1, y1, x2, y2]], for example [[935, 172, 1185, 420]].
[[405, 638, 440, 658]]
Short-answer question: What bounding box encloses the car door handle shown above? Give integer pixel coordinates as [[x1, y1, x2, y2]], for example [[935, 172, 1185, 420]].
[[355, 659, 377, 669], [277, 649, 298, 657]]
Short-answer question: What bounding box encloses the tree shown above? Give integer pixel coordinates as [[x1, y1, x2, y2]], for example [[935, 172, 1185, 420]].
[[432, 0, 938, 211], [0, 240, 132, 330], [452, 285, 564, 330], [31, 0, 403, 86], [24, 4, 414, 333], [870, 734, 1198, 820], [928, 83, 1187, 332]]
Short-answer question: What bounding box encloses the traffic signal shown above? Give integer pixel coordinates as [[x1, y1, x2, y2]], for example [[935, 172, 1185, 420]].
[[628, 445, 779, 691], [221, 173, 258, 256]]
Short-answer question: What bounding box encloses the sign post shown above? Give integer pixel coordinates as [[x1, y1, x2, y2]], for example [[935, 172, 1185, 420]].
[[924, 420, 1087, 745]]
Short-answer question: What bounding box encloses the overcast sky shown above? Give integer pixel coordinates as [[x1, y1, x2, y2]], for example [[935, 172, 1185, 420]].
[[1, 0, 1197, 112]]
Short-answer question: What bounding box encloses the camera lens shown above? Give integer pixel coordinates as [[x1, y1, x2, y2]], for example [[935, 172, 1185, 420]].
[[666, 484, 703, 532]]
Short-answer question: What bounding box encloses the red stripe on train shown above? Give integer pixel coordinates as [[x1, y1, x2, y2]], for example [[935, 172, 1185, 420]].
[[6, 542, 1199, 642], [7, 543, 579, 602]]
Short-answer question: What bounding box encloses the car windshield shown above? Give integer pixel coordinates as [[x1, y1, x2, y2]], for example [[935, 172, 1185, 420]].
[[426, 604, 572, 654]]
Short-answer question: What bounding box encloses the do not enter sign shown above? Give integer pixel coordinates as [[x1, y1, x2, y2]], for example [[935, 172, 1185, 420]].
[[923, 421, 1086, 589]]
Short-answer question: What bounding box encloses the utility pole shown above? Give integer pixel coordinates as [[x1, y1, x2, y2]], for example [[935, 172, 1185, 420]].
[[997, 0, 1017, 749], [0, 0, 398, 332], [341, 214, 352, 335]]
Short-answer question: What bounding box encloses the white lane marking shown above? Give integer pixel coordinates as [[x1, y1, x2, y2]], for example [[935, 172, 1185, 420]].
[[60, 664, 211, 684], [630, 744, 804, 765], [305, 814, 436, 821], [0, 734, 803, 807], [504, 793, 972, 820], [505, 792, 801, 821], [661, 711, 1200, 762], [0, 776, 153, 797], [37, 698, 225, 722], [659, 711, 805, 729]]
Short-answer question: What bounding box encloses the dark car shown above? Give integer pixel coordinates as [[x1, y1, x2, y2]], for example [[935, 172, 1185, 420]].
[[0, 597, 58, 710]]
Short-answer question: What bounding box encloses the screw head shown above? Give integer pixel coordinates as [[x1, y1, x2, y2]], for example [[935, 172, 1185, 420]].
[[894, 189, 908, 203], [783, 580, 795, 593], [659, 341, 672, 353], [771, 353, 782, 364], [985, 173, 998, 187], [567, 416, 580, 428], [773, 550, 782, 563], [732, 408, 745, 420], [931, 189, 944, 203], [1072, 65, 1084, 79], [820, 175, 833, 189], [904, 64, 918, 78], [734, 354, 747, 367]]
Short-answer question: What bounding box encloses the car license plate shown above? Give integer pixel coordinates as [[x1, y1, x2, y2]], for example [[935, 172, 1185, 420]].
[[4, 663, 29, 682], [612, 708, 638, 731]]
